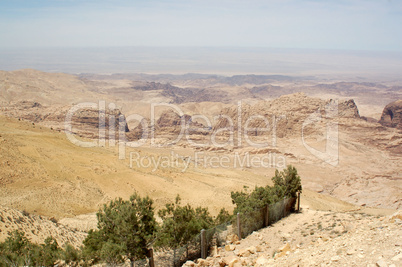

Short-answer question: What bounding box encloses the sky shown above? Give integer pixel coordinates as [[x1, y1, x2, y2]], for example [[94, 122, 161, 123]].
[[0, 0, 401, 51]]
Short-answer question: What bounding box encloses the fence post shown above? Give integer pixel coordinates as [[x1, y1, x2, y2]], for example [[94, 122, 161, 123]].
[[148, 247, 155, 267], [201, 229, 207, 259], [297, 192, 301, 212], [237, 212, 242, 240], [282, 198, 285, 219], [265, 205, 269, 227]]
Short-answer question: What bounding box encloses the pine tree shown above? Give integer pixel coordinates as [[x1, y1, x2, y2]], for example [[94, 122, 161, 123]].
[[157, 195, 213, 266], [272, 165, 302, 198], [83, 192, 157, 267]]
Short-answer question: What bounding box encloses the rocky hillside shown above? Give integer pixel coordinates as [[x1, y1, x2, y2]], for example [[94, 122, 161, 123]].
[[0, 205, 86, 248], [213, 93, 361, 137], [128, 109, 209, 141], [379, 100, 402, 129], [183, 209, 401, 267], [0, 101, 129, 139], [0, 115, 280, 218]]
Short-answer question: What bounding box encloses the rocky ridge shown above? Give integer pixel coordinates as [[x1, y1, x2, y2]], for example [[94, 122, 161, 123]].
[[213, 93, 360, 137], [0, 101, 130, 139]]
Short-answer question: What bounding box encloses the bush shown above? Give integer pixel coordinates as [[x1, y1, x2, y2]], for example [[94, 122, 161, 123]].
[[272, 165, 302, 199], [215, 208, 233, 225], [230, 165, 302, 236], [62, 243, 82, 266], [232, 165, 302, 214], [0, 230, 33, 266], [157, 195, 214, 249], [156, 194, 214, 265], [0, 230, 61, 266], [34, 236, 60, 266]]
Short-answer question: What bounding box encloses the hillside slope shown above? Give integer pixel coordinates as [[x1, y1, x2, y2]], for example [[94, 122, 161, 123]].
[[184, 207, 401, 267], [0, 115, 274, 219], [0, 205, 86, 248]]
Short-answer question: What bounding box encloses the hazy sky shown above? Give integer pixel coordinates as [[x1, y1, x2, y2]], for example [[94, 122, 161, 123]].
[[0, 0, 401, 51]]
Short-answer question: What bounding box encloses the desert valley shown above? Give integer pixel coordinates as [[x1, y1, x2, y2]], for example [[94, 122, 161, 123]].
[[0, 67, 401, 266]]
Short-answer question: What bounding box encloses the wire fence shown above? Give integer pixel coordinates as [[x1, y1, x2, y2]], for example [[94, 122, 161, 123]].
[[129, 194, 299, 267]]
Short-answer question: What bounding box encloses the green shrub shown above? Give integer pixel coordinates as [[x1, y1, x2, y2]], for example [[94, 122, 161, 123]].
[[157, 195, 214, 250], [62, 243, 82, 266], [82, 192, 157, 266], [215, 208, 233, 225], [272, 165, 302, 199]]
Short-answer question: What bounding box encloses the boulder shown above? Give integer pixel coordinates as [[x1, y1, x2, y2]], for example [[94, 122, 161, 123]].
[[226, 234, 239, 244], [220, 256, 238, 267], [255, 255, 270, 266], [183, 260, 196, 266], [225, 244, 236, 251]]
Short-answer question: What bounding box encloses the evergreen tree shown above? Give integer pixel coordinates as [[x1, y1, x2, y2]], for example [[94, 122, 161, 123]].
[[230, 165, 302, 236], [156, 195, 213, 265], [214, 208, 233, 225], [34, 237, 60, 266], [62, 243, 82, 266], [0, 230, 35, 266], [272, 165, 302, 198], [83, 192, 157, 267]]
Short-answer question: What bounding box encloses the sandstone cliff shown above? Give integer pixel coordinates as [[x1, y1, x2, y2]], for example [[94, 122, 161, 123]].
[[213, 93, 361, 137], [0, 101, 130, 139], [379, 100, 402, 129]]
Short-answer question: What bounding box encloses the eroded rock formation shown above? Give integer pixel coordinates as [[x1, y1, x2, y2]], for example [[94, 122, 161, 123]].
[[379, 100, 402, 129]]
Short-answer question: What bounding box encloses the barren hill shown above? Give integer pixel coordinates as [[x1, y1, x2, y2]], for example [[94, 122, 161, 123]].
[[0, 115, 275, 219], [0, 69, 97, 105]]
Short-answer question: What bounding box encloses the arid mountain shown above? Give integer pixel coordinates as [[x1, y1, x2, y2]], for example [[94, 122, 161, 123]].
[[129, 109, 210, 141], [0, 101, 129, 139], [80, 73, 301, 85], [379, 100, 402, 129], [213, 93, 360, 137], [0, 69, 401, 212], [2, 69, 401, 121], [0, 69, 97, 105]]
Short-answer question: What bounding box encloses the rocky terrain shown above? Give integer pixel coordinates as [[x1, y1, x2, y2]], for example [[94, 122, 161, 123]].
[[183, 208, 402, 267], [0, 205, 86, 248], [0, 100, 129, 139], [379, 100, 402, 129], [0, 70, 400, 215], [212, 93, 360, 138]]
